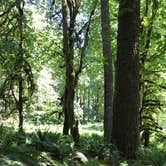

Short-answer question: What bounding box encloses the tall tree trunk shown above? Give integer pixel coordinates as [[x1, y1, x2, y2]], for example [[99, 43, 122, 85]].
[[62, 0, 79, 144], [112, 0, 140, 159], [100, 0, 113, 143], [61, 0, 95, 144], [17, 0, 24, 131]]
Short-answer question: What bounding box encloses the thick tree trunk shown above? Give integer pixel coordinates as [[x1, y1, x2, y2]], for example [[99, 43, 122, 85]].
[[100, 0, 113, 143], [112, 0, 140, 159]]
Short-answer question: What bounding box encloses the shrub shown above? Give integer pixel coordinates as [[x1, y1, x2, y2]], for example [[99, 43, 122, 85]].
[[138, 147, 166, 166], [0, 126, 17, 154], [30, 130, 74, 161]]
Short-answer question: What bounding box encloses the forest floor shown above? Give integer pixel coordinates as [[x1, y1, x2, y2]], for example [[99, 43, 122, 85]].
[[0, 122, 166, 166], [0, 122, 108, 166]]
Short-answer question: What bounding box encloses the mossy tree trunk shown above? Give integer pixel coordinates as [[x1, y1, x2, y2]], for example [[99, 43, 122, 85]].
[[61, 0, 96, 144]]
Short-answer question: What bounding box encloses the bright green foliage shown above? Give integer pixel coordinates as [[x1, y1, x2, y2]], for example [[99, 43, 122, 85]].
[[139, 0, 166, 145], [0, 1, 35, 121]]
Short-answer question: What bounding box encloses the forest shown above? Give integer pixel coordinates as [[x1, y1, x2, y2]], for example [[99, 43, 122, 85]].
[[0, 0, 166, 165]]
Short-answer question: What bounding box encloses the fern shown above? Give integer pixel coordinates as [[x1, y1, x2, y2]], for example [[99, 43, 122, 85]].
[[138, 147, 166, 166]]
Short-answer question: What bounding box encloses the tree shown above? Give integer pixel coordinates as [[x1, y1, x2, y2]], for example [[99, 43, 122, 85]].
[[100, 0, 113, 143], [17, 0, 25, 130], [60, 0, 96, 143], [112, 0, 140, 159], [61, 0, 78, 141], [139, 0, 166, 147], [0, 0, 34, 130]]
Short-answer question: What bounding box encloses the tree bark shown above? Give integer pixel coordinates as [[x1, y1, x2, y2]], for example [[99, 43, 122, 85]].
[[100, 0, 113, 143], [112, 0, 140, 159]]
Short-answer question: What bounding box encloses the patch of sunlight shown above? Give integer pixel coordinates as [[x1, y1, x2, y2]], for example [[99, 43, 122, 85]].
[[23, 122, 103, 136], [24, 123, 63, 133], [120, 161, 128, 166], [40, 152, 65, 166], [79, 123, 103, 135], [80, 128, 103, 135], [2, 118, 103, 136]]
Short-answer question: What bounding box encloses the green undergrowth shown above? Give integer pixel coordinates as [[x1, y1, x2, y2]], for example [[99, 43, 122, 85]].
[[0, 126, 166, 166]]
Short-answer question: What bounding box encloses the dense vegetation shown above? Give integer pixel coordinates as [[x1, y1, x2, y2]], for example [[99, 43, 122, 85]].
[[0, 0, 165, 165]]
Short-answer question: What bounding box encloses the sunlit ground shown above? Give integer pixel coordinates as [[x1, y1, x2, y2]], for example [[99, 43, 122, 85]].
[[2, 118, 103, 136], [24, 122, 103, 136]]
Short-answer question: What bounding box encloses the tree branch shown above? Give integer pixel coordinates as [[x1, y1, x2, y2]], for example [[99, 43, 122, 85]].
[[0, 1, 17, 17], [74, 4, 97, 87]]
